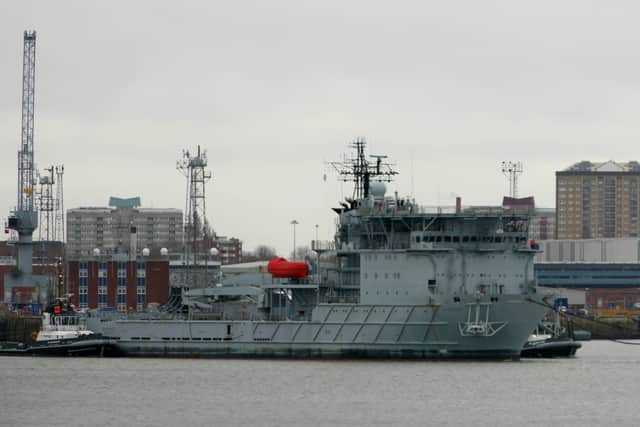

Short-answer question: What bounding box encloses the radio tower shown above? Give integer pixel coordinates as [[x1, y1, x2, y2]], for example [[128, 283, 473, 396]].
[[177, 145, 212, 288], [54, 165, 65, 242], [4, 31, 49, 305], [501, 161, 523, 198], [37, 165, 55, 241]]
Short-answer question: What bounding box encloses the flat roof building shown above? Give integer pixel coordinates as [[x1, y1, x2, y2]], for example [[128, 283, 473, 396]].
[[66, 197, 183, 259], [556, 161, 640, 239]]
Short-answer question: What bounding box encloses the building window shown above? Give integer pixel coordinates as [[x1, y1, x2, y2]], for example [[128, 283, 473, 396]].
[[78, 262, 89, 309], [136, 262, 146, 311]]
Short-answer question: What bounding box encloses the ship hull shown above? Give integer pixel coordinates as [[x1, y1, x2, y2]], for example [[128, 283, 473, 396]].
[[87, 294, 548, 360]]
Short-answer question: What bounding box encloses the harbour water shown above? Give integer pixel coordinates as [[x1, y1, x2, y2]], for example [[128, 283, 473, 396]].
[[1, 340, 639, 427]]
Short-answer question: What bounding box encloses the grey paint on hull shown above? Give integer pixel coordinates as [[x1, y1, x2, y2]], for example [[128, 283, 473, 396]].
[[89, 294, 548, 359]]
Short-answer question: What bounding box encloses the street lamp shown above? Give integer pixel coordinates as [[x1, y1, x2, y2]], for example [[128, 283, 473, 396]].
[[314, 224, 320, 285], [290, 220, 299, 260]]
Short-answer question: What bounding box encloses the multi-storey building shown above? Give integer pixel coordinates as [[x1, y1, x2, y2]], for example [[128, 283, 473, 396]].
[[213, 236, 243, 265], [502, 196, 555, 240], [67, 257, 169, 312], [529, 208, 555, 241], [556, 161, 640, 239], [66, 197, 183, 259]]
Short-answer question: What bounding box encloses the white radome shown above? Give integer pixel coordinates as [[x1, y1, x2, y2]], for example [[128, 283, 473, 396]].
[[370, 182, 386, 198]]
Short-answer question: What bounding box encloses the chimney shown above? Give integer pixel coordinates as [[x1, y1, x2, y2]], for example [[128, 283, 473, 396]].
[[455, 197, 462, 214]]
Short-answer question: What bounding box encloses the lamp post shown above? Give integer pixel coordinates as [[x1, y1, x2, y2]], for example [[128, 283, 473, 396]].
[[315, 224, 320, 285], [290, 220, 299, 260]]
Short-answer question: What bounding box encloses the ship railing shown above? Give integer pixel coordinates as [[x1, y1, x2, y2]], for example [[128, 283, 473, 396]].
[[458, 301, 508, 337], [312, 240, 335, 252], [362, 204, 512, 216]]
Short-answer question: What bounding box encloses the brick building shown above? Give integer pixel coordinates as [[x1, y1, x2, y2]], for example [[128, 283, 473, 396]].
[[556, 161, 640, 239], [67, 258, 169, 312], [502, 196, 555, 240], [1, 241, 63, 307]]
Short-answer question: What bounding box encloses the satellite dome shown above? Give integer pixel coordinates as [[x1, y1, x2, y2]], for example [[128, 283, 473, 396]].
[[92, 248, 100, 257], [160, 247, 169, 256], [370, 182, 386, 198], [209, 248, 219, 256], [142, 248, 150, 257]]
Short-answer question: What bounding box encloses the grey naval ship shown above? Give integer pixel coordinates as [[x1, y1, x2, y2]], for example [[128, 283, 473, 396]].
[[87, 139, 549, 359]]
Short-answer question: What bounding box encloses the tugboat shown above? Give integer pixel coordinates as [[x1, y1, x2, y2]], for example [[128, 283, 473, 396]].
[[35, 298, 94, 342], [521, 310, 582, 358], [86, 139, 550, 359], [0, 297, 115, 357]]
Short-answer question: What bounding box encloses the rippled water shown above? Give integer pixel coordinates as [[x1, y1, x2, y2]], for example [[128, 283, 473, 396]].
[[1, 340, 640, 427]]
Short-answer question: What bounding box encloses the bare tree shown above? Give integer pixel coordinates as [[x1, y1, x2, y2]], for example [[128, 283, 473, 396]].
[[244, 245, 278, 262], [290, 245, 316, 261]]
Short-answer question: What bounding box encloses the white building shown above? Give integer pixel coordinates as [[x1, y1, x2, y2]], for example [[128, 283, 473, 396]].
[[535, 238, 640, 263]]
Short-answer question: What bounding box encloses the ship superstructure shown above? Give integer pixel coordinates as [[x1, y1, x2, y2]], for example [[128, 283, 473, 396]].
[[86, 140, 548, 359]]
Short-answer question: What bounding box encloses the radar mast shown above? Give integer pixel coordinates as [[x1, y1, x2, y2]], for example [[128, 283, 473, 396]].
[[330, 137, 398, 200]]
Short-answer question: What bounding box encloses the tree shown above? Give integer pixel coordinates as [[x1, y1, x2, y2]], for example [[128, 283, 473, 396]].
[[243, 245, 278, 262], [202, 218, 216, 246], [290, 245, 316, 261]]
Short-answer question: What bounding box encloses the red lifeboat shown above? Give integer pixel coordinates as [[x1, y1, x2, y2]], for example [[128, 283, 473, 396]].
[[267, 257, 308, 279]]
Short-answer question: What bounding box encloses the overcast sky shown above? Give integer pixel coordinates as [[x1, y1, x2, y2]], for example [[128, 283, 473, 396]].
[[2, 1, 640, 256]]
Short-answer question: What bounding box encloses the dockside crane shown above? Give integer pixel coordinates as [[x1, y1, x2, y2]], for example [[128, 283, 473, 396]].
[[3, 31, 49, 307]]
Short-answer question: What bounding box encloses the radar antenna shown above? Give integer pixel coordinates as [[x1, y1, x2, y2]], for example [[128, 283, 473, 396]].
[[501, 161, 523, 198], [330, 137, 397, 199]]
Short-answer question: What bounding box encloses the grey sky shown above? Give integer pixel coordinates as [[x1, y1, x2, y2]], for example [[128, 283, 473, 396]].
[[2, 1, 640, 255]]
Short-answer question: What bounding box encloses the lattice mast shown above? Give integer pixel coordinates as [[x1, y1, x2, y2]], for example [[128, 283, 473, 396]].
[[6, 31, 38, 275], [177, 145, 212, 287], [37, 165, 55, 241], [54, 165, 65, 242], [501, 161, 523, 198], [331, 137, 398, 199]]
